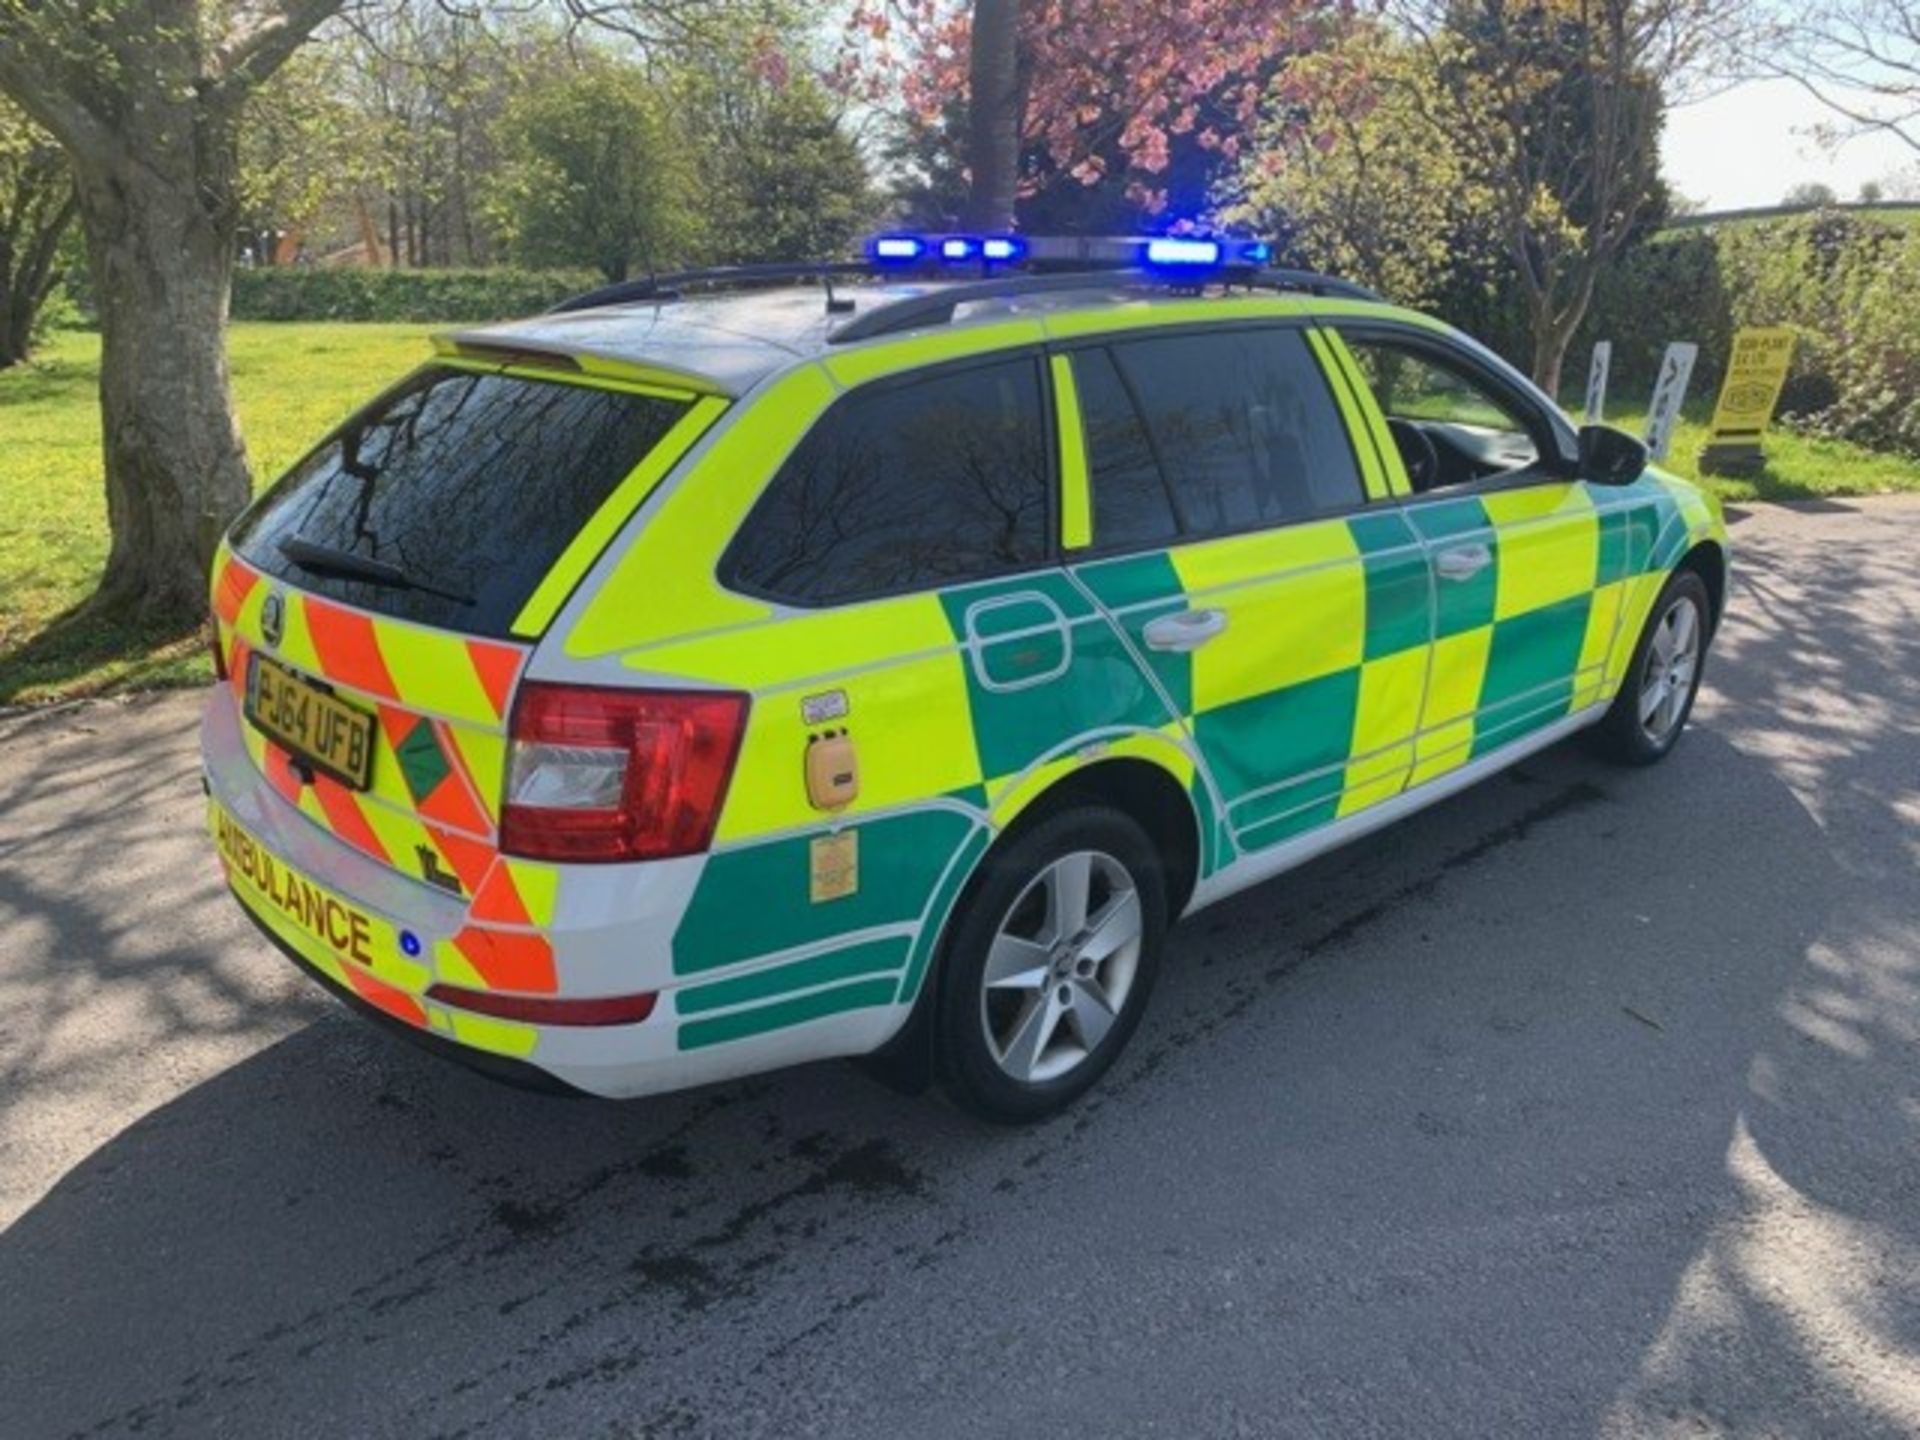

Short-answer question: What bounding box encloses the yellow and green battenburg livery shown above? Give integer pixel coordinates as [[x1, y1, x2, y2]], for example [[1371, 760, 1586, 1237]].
[[201, 278, 1726, 1101]]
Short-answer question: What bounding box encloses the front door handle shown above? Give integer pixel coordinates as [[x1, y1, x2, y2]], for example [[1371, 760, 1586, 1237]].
[[1435, 543, 1492, 582], [1143, 608, 1228, 653]]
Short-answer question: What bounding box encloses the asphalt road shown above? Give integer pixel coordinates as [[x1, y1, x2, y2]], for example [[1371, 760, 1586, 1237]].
[[3, 498, 1918, 1439]]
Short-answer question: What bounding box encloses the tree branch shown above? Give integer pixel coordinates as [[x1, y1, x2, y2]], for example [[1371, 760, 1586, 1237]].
[[213, 0, 353, 102]]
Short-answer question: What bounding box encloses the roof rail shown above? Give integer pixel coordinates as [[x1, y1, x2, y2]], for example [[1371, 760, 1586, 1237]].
[[547, 261, 875, 315], [825, 265, 1382, 345]]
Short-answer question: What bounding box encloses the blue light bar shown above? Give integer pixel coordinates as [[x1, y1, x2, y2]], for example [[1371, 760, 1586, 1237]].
[[871, 235, 927, 262], [981, 236, 1025, 262], [941, 237, 979, 260], [1239, 240, 1273, 265], [1145, 237, 1224, 267]]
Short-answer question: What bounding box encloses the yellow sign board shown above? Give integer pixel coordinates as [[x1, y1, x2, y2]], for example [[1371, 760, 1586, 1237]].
[[1709, 328, 1795, 440], [1699, 327, 1795, 475]]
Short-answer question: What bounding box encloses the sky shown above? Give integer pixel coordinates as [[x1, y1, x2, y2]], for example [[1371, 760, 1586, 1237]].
[[1661, 78, 1918, 210]]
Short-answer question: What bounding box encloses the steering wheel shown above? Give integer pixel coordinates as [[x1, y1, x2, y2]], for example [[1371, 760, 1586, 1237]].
[[1386, 418, 1441, 493]]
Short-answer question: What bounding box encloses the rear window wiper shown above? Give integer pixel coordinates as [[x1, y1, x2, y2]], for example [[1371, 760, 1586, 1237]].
[[277, 535, 475, 606]]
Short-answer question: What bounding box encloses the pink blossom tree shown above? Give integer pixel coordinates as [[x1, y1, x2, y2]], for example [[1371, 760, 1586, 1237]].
[[849, 0, 1343, 229]]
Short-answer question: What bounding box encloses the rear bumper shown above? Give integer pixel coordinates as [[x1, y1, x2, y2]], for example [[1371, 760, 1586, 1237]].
[[200, 688, 906, 1099], [237, 901, 585, 1096]]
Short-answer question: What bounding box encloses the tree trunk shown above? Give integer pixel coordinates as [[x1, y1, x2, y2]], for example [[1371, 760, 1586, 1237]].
[[74, 156, 252, 624], [963, 0, 1022, 231]]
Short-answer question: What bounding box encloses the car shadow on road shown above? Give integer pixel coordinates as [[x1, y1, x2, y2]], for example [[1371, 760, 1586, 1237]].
[[4, 507, 1918, 1437], [4, 721, 1914, 1438]]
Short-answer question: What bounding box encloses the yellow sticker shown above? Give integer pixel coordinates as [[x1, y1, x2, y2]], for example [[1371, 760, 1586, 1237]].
[[809, 830, 858, 903]]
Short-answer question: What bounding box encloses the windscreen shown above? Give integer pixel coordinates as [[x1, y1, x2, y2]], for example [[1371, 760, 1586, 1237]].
[[230, 365, 691, 637]]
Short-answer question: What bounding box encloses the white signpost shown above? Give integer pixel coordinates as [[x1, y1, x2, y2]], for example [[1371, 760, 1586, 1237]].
[[1643, 342, 1698, 462], [1583, 341, 1611, 425]]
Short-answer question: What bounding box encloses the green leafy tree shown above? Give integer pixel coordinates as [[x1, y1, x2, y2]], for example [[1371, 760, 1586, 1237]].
[[0, 95, 75, 367], [1783, 180, 1839, 208], [678, 57, 876, 263], [1232, 28, 1501, 309], [1390, 0, 1728, 394], [487, 59, 698, 283]]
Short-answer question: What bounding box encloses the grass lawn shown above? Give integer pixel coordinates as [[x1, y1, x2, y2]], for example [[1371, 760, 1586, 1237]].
[[0, 323, 433, 704], [2, 320, 1917, 705]]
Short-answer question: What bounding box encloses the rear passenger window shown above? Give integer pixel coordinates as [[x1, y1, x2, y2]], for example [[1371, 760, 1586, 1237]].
[[1099, 329, 1362, 542], [1071, 347, 1181, 549], [725, 357, 1049, 606]]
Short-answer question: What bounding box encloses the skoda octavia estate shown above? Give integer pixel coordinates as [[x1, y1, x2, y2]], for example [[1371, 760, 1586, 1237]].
[[203, 237, 1727, 1120]]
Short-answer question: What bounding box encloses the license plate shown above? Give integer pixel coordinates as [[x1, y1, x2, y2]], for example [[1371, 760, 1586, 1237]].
[[245, 653, 376, 790]]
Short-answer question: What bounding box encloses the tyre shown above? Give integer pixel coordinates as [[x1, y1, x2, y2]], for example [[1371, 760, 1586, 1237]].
[[1590, 569, 1712, 765], [934, 806, 1168, 1123]]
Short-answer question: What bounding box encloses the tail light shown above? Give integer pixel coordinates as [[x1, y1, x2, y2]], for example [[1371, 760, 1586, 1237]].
[[500, 683, 749, 863]]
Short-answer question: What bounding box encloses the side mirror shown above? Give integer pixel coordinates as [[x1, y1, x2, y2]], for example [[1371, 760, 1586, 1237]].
[[1576, 424, 1649, 486]]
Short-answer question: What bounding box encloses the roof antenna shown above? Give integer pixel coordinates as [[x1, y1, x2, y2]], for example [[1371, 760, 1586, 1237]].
[[823, 272, 855, 315]]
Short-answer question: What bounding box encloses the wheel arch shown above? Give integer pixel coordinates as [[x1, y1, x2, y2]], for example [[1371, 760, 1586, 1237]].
[[1677, 539, 1728, 633]]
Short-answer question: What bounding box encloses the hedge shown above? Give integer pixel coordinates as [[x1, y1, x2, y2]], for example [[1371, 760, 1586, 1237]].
[[1578, 213, 1920, 456], [228, 266, 602, 324]]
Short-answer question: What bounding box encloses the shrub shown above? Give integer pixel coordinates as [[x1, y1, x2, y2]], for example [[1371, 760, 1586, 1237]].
[[229, 267, 600, 324], [1575, 215, 1920, 456]]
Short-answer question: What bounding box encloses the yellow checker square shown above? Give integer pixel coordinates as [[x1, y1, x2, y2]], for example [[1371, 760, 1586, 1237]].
[[1350, 647, 1428, 756], [1422, 627, 1495, 730], [714, 647, 981, 843], [1339, 748, 1412, 817], [1605, 573, 1668, 688], [1482, 484, 1599, 620], [1175, 524, 1367, 715], [1410, 720, 1474, 787], [1578, 579, 1628, 685]]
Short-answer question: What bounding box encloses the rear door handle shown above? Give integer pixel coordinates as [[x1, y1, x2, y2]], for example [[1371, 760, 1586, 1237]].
[[1435, 543, 1492, 582], [1143, 608, 1227, 653]]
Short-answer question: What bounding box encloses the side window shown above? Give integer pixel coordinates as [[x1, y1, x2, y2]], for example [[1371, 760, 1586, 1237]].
[[1338, 336, 1543, 492], [1071, 347, 1181, 549], [1100, 328, 1364, 544], [726, 357, 1050, 605]]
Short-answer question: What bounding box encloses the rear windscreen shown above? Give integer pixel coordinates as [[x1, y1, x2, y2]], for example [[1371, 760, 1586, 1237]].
[[230, 365, 691, 637]]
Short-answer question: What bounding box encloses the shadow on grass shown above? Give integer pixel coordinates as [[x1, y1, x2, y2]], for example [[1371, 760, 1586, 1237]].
[[0, 596, 208, 706]]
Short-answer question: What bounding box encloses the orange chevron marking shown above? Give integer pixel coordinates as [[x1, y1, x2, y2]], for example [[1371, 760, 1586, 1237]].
[[214, 556, 260, 626], [342, 965, 427, 1027], [470, 863, 534, 926], [426, 822, 495, 896], [305, 597, 399, 701], [466, 640, 523, 723], [311, 775, 393, 866], [228, 636, 252, 704], [264, 743, 305, 806], [451, 926, 557, 993]]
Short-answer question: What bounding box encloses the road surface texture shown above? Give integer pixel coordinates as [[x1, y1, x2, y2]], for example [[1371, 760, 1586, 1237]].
[[3, 498, 1917, 1439]]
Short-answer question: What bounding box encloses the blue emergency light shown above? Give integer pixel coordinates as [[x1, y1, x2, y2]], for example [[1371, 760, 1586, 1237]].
[[981, 236, 1025, 262], [1144, 237, 1224, 268], [870, 235, 928, 262], [941, 237, 979, 260]]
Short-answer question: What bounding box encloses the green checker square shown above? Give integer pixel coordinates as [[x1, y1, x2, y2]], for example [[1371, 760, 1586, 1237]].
[[1405, 494, 1492, 542], [1472, 678, 1575, 759], [1231, 767, 1346, 851], [1348, 512, 1430, 661], [1646, 486, 1688, 570], [943, 571, 1178, 780], [1595, 506, 1636, 586], [1073, 552, 1192, 717], [1406, 496, 1498, 639], [1473, 594, 1590, 757], [674, 809, 973, 974], [394, 718, 451, 803], [1193, 665, 1361, 804]]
